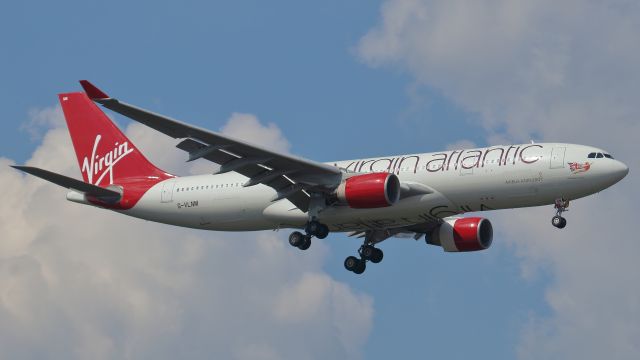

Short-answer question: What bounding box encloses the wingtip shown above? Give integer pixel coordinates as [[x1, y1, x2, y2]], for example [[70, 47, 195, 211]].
[[79, 80, 110, 100], [10, 165, 30, 172]]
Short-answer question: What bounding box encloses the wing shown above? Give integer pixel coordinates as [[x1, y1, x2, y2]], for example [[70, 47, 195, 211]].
[[348, 220, 442, 244], [79, 80, 342, 212]]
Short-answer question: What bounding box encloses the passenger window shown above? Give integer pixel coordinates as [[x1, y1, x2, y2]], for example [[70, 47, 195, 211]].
[[596, 153, 604, 158], [588, 153, 596, 158]]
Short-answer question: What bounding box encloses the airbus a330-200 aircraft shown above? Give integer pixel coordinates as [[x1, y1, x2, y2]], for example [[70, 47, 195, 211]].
[[13, 81, 629, 274]]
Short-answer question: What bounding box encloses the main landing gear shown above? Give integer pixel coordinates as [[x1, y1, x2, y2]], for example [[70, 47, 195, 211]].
[[288, 220, 329, 251], [344, 243, 384, 275], [552, 198, 569, 229]]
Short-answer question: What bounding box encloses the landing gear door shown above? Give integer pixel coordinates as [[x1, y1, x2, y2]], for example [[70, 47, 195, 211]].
[[550, 147, 566, 169], [161, 179, 176, 203]]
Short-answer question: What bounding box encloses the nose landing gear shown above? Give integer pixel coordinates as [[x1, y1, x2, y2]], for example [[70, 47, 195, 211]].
[[552, 198, 569, 229]]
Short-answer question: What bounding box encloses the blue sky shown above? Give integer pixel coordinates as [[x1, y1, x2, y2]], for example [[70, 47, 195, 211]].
[[0, 0, 487, 163], [2, 1, 638, 359]]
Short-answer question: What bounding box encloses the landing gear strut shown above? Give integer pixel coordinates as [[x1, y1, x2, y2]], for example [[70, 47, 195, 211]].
[[344, 243, 384, 275], [288, 220, 330, 251], [552, 198, 569, 229]]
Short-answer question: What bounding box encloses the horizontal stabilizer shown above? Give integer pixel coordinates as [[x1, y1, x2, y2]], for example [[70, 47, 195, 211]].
[[11, 165, 121, 202]]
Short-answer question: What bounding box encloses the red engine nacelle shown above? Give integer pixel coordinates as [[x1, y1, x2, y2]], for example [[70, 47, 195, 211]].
[[428, 217, 493, 252], [335, 173, 401, 209]]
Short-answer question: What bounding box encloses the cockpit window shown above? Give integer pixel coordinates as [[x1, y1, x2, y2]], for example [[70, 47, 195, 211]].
[[596, 153, 604, 158], [604, 153, 614, 159], [588, 152, 596, 158]]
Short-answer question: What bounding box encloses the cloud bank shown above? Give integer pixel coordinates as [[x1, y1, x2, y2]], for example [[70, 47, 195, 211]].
[[1, 108, 372, 359], [359, 1, 639, 359]]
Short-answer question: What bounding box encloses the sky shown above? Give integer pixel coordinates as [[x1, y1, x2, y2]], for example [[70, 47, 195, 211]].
[[0, 1, 639, 359]]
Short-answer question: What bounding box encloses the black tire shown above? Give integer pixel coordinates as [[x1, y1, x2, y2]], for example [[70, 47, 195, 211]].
[[353, 259, 366, 274], [551, 216, 563, 228], [370, 248, 384, 264], [289, 231, 304, 247], [298, 236, 312, 250], [306, 221, 320, 235], [315, 224, 329, 239], [344, 256, 359, 272], [361, 245, 376, 260], [557, 217, 567, 229]]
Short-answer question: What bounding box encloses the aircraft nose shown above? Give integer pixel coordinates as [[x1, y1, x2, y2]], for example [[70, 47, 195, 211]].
[[611, 160, 629, 182]]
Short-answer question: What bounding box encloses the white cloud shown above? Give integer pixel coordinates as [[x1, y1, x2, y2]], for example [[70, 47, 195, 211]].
[[359, 0, 640, 153], [1, 108, 372, 359], [221, 113, 291, 154], [360, 1, 639, 359], [445, 139, 476, 151], [126, 112, 293, 177], [21, 105, 65, 140]]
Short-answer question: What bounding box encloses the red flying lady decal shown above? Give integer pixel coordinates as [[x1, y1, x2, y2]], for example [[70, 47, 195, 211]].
[[568, 162, 591, 174]]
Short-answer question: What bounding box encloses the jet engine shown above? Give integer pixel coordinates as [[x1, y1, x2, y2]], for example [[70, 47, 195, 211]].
[[427, 217, 493, 252], [335, 173, 401, 208]]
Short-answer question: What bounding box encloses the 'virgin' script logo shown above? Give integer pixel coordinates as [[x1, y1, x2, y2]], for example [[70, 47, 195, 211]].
[[81, 135, 134, 185]]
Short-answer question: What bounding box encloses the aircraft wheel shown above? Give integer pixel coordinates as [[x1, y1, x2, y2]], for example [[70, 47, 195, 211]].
[[306, 221, 321, 235], [315, 224, 329, 239], [298, 235, 312, 250], [344, 256, 366, 274], [552, 216, 567, 229], [361, 245, 376, 260], [289, 231, 305, 247], [370, 248, 384, 264], [558, 217, 567, 229]]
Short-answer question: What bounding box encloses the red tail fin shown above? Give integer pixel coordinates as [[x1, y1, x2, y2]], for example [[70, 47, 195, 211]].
[[59, 92, 171, 186]]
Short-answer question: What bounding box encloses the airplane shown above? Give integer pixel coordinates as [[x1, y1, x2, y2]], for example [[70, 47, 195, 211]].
[[12, 81, 629, 274]]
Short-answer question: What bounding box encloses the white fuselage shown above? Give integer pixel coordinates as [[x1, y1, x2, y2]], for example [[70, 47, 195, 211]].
[[110, 143, 628, 232]]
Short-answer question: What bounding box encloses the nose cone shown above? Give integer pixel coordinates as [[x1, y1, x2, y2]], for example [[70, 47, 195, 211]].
[[611, 160, 629, 183]]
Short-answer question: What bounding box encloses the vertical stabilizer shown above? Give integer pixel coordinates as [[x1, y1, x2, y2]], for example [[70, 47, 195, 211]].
[[59, 92, 171, 186]]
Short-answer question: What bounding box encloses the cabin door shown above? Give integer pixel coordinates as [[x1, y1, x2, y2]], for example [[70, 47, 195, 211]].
[[161, 179, 176, 203], [550, 147, 566, 169]]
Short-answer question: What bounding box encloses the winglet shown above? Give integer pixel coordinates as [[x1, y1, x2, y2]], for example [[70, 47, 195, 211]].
[[79, 80, 110, 100]]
